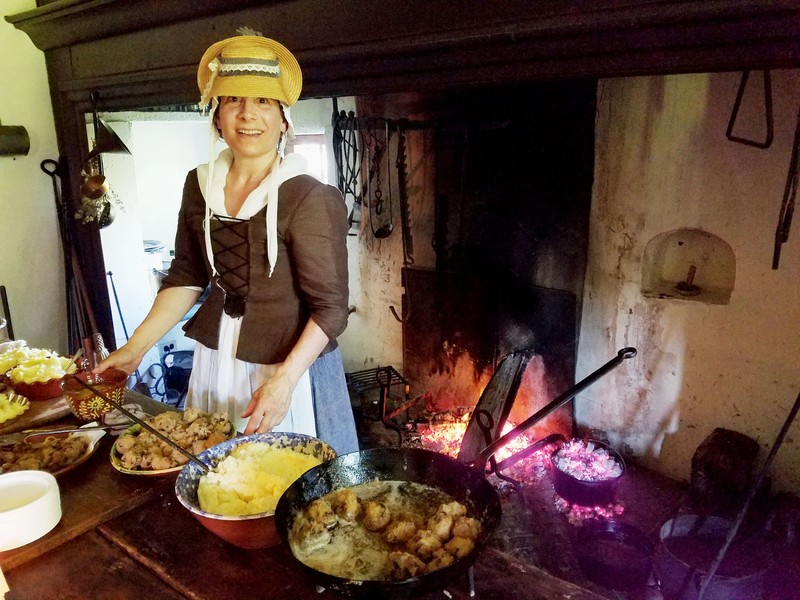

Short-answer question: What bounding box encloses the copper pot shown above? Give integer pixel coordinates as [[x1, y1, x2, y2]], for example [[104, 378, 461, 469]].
[[80, 174, 109, 200]]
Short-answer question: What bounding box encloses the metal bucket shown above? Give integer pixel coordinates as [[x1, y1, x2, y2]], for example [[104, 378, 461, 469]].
[[654, 514, 771, 600]]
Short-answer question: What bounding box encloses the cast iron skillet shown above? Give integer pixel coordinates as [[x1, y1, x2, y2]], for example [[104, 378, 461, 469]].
[[274, 447, 502, 598]]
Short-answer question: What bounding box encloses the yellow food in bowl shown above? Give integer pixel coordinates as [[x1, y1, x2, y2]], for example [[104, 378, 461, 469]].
[[3, 347, 77, 384], [198, 443, 322, 516]]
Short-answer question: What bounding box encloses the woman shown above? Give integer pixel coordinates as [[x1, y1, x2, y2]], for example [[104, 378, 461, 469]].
[[95, 33, 359, 455]]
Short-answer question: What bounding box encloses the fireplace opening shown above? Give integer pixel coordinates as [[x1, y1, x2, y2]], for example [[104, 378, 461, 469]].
[[346, 80, 595, 454]]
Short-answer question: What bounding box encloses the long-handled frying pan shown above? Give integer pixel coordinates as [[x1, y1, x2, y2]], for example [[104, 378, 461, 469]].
[[275, 447, 499, 598]]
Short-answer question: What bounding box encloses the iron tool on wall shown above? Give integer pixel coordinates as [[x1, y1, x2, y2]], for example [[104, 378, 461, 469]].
[[331, 101, 362, 233]]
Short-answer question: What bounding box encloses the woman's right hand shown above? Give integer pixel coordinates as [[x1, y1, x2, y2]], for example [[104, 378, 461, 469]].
[[93, 344, 144, 376], [92, 286, 202, 376]]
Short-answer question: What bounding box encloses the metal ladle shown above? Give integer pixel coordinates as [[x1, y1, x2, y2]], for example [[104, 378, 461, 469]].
[[80, 90, 130, 218], [68, 375, 211, 472]]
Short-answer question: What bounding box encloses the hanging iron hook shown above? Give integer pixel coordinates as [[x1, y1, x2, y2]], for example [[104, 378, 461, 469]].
[[389, 304, 409, 323]]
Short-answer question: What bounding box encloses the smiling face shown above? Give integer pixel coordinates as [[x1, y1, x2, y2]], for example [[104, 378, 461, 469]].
[[216, 96, 287, 161]]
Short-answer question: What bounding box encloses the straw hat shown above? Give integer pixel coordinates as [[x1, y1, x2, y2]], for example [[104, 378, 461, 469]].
[[197, 35, 302, 108]]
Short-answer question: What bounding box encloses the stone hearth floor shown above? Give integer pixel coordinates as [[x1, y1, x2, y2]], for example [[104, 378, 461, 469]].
[[358, 419, 800, 600]]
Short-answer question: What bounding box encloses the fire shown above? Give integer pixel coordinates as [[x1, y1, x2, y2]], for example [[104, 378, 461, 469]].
[[415, 412, 532, 462], [414, 412, 469, 457], [555, 496, 626, 526]]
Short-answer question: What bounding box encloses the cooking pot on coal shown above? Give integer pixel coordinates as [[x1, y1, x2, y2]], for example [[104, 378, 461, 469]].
[[550, 439, 625, 505]]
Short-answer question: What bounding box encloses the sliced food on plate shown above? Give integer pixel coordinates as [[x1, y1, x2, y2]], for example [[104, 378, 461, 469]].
[[112, 408, 234, 475], [0, 425, 106, 477]]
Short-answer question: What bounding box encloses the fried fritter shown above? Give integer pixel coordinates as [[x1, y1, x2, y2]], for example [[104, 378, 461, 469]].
[[363, 500, 391, 531]]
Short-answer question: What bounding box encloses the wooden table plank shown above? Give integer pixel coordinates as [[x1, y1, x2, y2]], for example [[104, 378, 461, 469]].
[[98, 492, 326, 600], [4, 530, 186, 600]]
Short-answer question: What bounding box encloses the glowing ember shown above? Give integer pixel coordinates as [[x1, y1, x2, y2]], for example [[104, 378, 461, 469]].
[[404, 409, 627, 527], [550, 439, 625, 524], [415, 412, 470, 457], [415, 411, 531, 462], [552, 439, 622, 481], [554, 496, 626, 526]]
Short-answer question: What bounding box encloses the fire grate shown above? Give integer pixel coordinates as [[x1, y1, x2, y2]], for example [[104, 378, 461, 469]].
[[345, 365, 407, 395], [346, 366, 419, 446]]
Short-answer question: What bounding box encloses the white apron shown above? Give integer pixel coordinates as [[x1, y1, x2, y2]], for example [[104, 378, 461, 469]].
[[184, 150, 316, 435]]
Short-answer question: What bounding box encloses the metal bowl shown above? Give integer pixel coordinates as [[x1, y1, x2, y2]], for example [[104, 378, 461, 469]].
[[175, 432, 336, 549]]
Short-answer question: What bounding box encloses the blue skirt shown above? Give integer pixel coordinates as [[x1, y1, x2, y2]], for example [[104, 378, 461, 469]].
[[309, 347, 360, 455]]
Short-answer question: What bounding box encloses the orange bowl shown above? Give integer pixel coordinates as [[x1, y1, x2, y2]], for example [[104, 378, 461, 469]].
[[60, 368, 129, 421], [10, 378, 65, 401]]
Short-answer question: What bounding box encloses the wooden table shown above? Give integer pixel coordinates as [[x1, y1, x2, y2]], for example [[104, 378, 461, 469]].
[[1, 393, 609, 600], [0, 392, 175, 571]]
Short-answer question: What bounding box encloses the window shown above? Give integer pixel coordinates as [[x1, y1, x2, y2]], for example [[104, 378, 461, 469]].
[[287, 134, 328, 183]]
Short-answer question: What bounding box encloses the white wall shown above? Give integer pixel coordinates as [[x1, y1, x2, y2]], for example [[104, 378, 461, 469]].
[[0, 0, 64, 352], [99, 117, 217, 384], [131, 119, 216, 259], [578, 70, 800, 492]]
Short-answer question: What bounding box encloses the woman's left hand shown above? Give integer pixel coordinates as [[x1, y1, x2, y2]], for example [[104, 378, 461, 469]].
[[240, 369, 296, 434]]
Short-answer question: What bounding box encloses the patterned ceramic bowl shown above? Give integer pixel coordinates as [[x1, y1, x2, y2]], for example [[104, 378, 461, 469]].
[[175, 432, 336, 549], [60, 368, 128, 421]]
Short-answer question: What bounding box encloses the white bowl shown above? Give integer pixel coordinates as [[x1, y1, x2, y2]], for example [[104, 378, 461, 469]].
[[0, 470, 61, 550]]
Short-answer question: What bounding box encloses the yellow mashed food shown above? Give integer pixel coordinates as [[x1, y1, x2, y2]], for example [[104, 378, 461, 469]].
[[0, 392, 28, 424], [1, 346, 77, 384], [198, 443, 322, 516]]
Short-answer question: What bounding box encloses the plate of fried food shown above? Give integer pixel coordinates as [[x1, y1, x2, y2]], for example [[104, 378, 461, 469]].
[[110, 408, 235, 476], [0, 423, 106, 477]]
